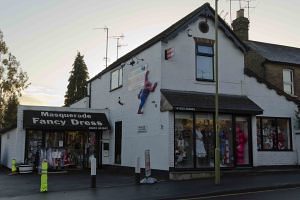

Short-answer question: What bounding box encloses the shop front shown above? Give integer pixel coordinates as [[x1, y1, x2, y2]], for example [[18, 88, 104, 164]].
[[174, 112, 252, 169], [160, 89, 264, 171], [23, 109, 110, 170]]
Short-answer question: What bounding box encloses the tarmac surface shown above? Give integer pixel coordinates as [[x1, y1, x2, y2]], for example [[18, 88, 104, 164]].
[[1, 167, 300, 200]]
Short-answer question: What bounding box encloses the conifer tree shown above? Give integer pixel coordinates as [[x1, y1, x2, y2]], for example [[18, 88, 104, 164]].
[[2, 94, 19, 128], [64, 52, 89, 106]]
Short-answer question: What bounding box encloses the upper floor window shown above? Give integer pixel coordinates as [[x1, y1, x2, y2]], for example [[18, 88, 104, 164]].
[[196, 44, 214, 81], [283, 69, 294, 95], [110, 68, 123, 91]]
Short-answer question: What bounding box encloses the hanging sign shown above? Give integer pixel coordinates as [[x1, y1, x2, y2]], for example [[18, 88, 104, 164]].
[[23, 110, 110, 131], [128, 64, 147, 91], [165, 48, 175, 60]]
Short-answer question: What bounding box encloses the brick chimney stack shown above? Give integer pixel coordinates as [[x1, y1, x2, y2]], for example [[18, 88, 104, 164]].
[[231, 9, 249, 41]]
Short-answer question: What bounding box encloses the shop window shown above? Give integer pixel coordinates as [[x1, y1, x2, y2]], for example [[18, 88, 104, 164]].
[[235, 117, 249, 165], [256, 117, 292, 151], [283, 69, 294, 95], [218, 115, 234, 167], [25, 130, 43, 166], [110, 68, 123, 91], [175, 113, 194, 168], [195, 113, 214, 168], [196, 44, 214, 81]]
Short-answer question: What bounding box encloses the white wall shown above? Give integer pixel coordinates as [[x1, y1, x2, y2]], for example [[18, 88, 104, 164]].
[[88, 14, 300, 170], [90, 42, 171, 170], [245, 76, 298, 166], [1, 128, 17, 168], [69, 97, 89, 108], [162, 17, 244, 95]]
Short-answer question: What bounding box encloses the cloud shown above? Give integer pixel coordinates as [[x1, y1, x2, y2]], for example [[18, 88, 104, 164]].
[[20, 85, 64, 106]]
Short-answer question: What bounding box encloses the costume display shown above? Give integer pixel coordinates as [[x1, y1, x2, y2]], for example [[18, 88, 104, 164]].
[[26, 131, 97, 170], [277, 130, 286, 150], [220, 131, 230, 165], [236, 127, 247, 165], [195, 129, 206, 158]]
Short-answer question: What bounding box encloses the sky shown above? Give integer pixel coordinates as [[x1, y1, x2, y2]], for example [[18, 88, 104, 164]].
[[0, 0, 299, 106]]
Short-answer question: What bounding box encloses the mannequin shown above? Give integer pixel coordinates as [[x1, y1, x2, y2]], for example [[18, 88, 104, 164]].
[[195, 127, 207, 159], [236, 127, 247, 165]]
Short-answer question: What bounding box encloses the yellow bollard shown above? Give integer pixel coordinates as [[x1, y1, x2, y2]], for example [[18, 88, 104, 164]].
[[11, 159, 17, 174], [40, 159, 48, 192]]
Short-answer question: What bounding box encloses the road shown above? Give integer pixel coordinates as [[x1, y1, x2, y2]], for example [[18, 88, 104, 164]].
[[182, 187, 300, 200]]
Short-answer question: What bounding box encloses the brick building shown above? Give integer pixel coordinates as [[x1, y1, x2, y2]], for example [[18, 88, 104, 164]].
[[232, 9, 300, 100]]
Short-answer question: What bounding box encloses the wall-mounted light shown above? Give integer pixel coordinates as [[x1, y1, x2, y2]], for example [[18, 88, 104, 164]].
[[118, 97, 124, 105], [186, 29, 193, 37]]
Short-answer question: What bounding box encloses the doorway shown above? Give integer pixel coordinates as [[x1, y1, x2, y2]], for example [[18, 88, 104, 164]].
[[114, 121, 122, 164]]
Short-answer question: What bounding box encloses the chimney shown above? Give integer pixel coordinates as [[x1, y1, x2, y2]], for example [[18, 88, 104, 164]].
[[231, 9, 249, 41]]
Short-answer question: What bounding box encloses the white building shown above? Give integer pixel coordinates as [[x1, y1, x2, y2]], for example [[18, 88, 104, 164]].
[[86, 3, 299, 172], [1, 3, 299, 175]]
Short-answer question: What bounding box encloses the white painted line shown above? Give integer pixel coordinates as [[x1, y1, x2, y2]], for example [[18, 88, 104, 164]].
[[180, 186, 300, 200]]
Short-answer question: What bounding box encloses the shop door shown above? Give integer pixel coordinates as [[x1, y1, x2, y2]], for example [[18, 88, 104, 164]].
[[235, 116, 251, 166], [114, 121, 122, 164]]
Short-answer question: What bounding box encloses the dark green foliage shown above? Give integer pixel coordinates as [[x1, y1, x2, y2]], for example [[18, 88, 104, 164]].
[[64, 52, 89, 106], [0, 30, 29, 128], [2, 94, 19, 128]]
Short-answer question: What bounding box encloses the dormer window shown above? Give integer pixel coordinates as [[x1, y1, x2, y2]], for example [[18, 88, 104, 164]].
[[283, 69, 294, 95], [110, 68, 123, 91], [194, 38, 214, 82]]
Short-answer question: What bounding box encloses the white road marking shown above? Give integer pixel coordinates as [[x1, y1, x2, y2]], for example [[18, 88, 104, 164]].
[[180, 186, 300, 200]]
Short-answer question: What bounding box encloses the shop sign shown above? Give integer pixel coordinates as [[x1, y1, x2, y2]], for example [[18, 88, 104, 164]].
[[174, 107, 196, 111], [128, 64, 147, 91], [137, 125, 147, 133], [23, 110, 110, 131]]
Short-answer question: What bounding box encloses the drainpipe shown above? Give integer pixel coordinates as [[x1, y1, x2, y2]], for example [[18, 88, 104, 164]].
[[88, 82, 92, 108]]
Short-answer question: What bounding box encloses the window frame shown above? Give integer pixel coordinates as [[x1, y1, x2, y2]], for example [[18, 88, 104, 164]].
[[282, 69, 294, 95], [256, 116, 293, 151], [110, 67, 123, 91], [173, 111, 253, 171], [195, 43, 215, 82]]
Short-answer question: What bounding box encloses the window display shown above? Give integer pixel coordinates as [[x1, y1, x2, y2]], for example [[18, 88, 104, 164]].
[[26, 130, 98, 170], [195, 113, 214, 168], [175, 113, 193, 168], [257, 117, 292, 151], [218, 115, 233, 167], [174, 112, 252, 169], [25, 130, 43, 168], [235, 117, 249, 165]]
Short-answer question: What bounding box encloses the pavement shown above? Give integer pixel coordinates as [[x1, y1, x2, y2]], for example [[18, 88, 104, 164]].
[[1, 167, 300, 200]]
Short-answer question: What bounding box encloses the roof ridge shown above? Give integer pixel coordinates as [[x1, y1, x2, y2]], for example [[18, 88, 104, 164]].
[[88, 2, 246, 83], [247, 40, 300, 50]]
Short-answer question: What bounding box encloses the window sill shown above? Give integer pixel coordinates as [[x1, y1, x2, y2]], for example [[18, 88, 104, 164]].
[[194, 79, 215, 85], [110, 85, 123, 92]]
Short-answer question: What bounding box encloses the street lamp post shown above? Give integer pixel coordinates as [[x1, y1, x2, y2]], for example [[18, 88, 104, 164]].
[[214, 0, 221, 185]]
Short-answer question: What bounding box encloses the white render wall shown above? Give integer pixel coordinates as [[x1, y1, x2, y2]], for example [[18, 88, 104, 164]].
[[90, 42, 170, 170], [245, 76, 298, 166], [69, 97, 89, 108], [89, 15, 299, 170], [162, 17, 244, 95], [0, 128, 17, 168]]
